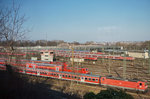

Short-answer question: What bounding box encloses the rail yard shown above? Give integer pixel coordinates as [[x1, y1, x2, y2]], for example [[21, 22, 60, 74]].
[[1, 0, 150, 98], [0, 46, 150, 99]]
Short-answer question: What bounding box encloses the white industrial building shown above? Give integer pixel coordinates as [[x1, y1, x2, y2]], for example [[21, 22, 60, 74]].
[[40, 50, 54, 61], [127, 51, 149, 59]]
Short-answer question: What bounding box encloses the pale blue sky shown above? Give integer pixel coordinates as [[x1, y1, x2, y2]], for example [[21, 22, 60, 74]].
[[1, 0, 150, 43]]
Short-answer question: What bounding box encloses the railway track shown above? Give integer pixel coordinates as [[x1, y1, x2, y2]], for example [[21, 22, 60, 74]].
[[66, 57, 150, 87], [2, 56, 150, 98]]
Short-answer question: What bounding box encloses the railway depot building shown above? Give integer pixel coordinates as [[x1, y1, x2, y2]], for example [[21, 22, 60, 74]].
[[127, 51, 149, 59], [40, 50, 54, 61]]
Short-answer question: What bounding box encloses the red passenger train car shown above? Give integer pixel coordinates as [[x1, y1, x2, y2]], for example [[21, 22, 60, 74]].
[[26, 63, 63, 71], [25, 62, 89, 74], [0, 64, 6, 70], [0, 60, 6, 70]]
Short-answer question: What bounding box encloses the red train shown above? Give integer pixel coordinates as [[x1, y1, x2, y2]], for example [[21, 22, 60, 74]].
[[0, 60, 6, 70], [26, 63, 63, 71], [0, 63, 148, 92], [0, 58, 89, 74], [17, 67, 148, 92], [25, 62, 89, 74], [0, 58, 148, 92], [54, 50, 135, 61], [0, 64, 6, 70], [98, 55, 135, 61]]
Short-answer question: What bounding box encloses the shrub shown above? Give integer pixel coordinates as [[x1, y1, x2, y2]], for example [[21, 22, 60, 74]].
[[84, 89, 134, 99], [83, 92, 96, 99]]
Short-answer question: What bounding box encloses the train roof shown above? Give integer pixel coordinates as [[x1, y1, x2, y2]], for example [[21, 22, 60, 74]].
[[106, 75, 143, 82], [30, 68, 100, 78], [27, 62, 62, 67], [0, 60, 5, 62]]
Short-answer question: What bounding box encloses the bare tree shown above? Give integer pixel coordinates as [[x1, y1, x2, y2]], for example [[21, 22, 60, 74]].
[[0, 1, 29, 62], [0, 2, 28, 52]]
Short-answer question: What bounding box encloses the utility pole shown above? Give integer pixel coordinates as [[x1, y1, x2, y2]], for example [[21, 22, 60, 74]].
[[148, 43, 150, 74], [113, 46, 114, 55], [102, 47, 104, 63], [108, 52, 111, 75], [72, 45, 74, 72], [123, 51, 126, 79], [70, 45, 74, 89], [149, 54, 150, 74]]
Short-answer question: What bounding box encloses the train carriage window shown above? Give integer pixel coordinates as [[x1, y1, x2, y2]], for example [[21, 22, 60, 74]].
[[80, 77, 83, 79], [85, 78, 87, 80], [78, 77, 80, 80], [52, 73, 53, 75], [50, 52, 53, 54], [139, 83, 142, 86], [54, 74, 56, 76], [89, 78, 91, 81], [68, 75, 71, 78], [26, 64, 29, 67], [74, 76, 77, 79], [72, 76, 74, 78], [63, 75, 64, 77], [33, 65, 35, 68], [57, 74, 59, 76], [92, 79, 95, 81], [96, 79, 98, 82], [65, 75, 67, 77]]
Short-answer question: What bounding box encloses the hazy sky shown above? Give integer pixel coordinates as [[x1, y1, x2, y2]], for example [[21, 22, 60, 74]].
[[1, 0, 150, 43]]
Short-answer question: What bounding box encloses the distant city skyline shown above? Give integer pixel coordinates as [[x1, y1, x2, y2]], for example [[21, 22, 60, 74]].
[[1, 0, 150, 43]]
